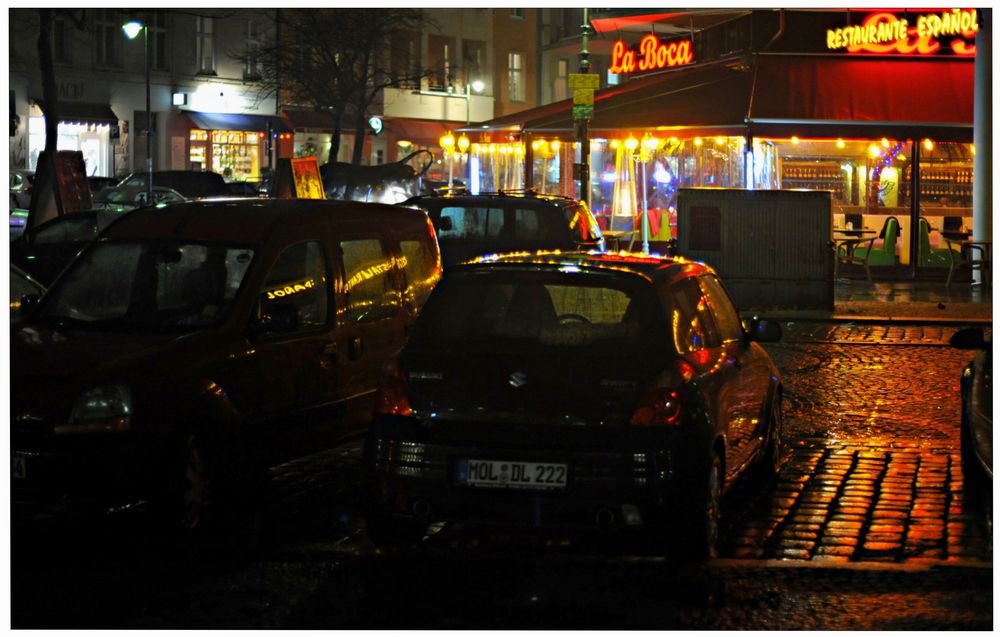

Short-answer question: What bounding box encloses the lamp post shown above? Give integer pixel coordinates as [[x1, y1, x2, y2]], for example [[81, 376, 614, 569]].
[[123, 20, 152, 205]]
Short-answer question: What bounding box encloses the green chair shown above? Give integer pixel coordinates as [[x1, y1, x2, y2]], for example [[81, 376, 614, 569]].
[[849, 217, 899, 281], [917, 217, 959, 268]]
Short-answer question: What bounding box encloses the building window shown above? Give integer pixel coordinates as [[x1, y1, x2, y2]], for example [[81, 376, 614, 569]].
[[150, 11, 167, 71], [554, 58, 568, 101], [95, 9, 119, 67], [244, 19, 261, 80], [196, 16, 215, 75], [53, 17, 71, 63], [428, 34, 456, 90], [462, 39, 486, 88], [390, 30, 420, 89], [508, 51, 525, 102], [510, 9, 525, 19]]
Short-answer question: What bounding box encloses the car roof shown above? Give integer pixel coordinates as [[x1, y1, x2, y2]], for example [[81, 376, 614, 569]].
[[100, 198, 428, 244], [405, 190, 580, 208], [452, 250, 710, 284]]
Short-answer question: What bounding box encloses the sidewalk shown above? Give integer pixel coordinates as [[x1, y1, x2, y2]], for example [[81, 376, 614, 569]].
[[767, 280, 993, 325]]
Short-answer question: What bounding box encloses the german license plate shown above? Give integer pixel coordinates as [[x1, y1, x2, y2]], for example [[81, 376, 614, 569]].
[[457, 459, 568, 491], [11, 454, 27, 480]]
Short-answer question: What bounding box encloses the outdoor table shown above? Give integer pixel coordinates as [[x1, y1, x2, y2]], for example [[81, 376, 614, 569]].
[[602, 230, 635, 251]]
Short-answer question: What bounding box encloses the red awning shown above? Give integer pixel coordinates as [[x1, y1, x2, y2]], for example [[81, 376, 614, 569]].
[[468, 54, 974, 142], [748, 56, 974, 141], [387, 118, 453, 144]]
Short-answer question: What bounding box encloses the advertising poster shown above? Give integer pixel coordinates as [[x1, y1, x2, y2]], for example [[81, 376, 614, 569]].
[[291, 156, 325, 199]]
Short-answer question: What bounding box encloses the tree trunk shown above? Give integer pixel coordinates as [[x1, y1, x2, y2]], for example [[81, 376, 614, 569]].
[[351, 51, 371, 165]]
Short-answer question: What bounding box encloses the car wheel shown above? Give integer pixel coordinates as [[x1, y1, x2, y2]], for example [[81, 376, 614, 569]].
[[699, 454, 723, 560], [156, 430, 213, 533], [365, 511, 427, 548], [761, 395, 784, 479]]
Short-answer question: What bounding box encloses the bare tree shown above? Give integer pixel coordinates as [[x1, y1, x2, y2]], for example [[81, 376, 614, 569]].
[[234, 8, 431, 167]]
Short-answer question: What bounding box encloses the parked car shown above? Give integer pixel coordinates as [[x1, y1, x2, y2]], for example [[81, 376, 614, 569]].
[[87, 176, 120, 194], [402, 189, 605, 269], [364, 251, 784, 559], [99, 185, 188, 212], [93, 170, 229, 206], [11, 198, 441, 531], [951, 327, 992, 513], [225, 181, 262, 196], [10, 263, 45, 320], [10, 209, 128, 286], [10, 169, 34, 209]]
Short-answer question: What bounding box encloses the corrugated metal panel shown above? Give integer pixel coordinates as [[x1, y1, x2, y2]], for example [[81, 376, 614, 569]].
[[677, 188, 833, 310]]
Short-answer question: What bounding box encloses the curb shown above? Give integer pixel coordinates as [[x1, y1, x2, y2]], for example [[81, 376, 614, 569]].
[[709, 557, 993, 572], [762, 313, 993, 326]]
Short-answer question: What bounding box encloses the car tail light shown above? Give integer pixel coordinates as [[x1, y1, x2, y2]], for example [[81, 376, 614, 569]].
[[630, 388, 682, 427], [375, 358, 413, 416]]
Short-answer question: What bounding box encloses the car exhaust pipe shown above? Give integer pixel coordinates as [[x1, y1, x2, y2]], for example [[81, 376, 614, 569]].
[[595, 507, 616, 528], [411, 498, 432, 518]]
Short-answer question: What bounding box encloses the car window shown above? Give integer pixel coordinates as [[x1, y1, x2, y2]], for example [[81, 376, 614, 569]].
[[698, 275, 743, 342], [340, 237, 400, 323], [37, 241, 254, 329], [512, 207, 553, 240], [399, 239, 439, 312], [438, 206, 504, 239], [11, 174, 22, 188], [410, 271, 661, 353], [260, 241, 329, 330], [669, 277, 721, 353]]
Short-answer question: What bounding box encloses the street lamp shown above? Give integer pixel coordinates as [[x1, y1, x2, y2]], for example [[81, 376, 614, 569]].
[[439, 132, 455, 187], [122, 20, 152, 205]]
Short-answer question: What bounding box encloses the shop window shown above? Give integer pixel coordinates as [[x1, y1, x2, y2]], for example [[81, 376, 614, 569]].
[[508, 51, 525, 102], [209, 130, 262, 181], [94, 9, 119, 68], [260, 241, 329, 330], [196, 16, 216, 75], [531, 140, 560, 195], [340, 238, 400, 323]]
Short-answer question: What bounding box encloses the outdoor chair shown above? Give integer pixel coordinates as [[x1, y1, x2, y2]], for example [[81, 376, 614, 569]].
[[841, 216, 899, 281], [917, 217, 958, 268]]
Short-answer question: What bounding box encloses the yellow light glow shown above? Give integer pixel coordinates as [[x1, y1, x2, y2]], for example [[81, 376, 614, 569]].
[[643, 135, 659, 151], [457, 134, 469, 152], [869, 144, 882, 158], [881, 138, 890, 148], [896, 154, 906, 161], [791, 136, 800, 144], [836, 138, 846, 149], [531, 139, 541, 151], [715, 136, 725, 145], [551, 140, 560, 151], [610, 139, 620, 149], [625, 136, 638, 151], [970, 144, 976, 155], [923, 138, 934, 151], [694, 137, 703, 146], [440, 133, 455, 149]]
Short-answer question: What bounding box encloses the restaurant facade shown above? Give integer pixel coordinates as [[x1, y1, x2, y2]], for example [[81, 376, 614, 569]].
[[460, 8, 988, 277]]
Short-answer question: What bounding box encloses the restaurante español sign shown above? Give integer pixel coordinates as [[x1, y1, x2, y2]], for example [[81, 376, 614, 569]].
[[826, 8, 977, 56]]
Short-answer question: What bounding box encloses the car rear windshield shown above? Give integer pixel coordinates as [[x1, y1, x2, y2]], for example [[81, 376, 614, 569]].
[[409, 269, 665, 354], [35, 241, 255, 330]]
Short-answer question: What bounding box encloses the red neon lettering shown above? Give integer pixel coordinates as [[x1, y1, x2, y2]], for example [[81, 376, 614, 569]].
[[610, 35, 693, 75], [842, 11, 974, 56]]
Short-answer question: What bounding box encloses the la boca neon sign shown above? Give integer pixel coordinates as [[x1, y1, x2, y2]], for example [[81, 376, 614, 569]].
[[609, 34, 694, 75], [826, 9, 977, 56]]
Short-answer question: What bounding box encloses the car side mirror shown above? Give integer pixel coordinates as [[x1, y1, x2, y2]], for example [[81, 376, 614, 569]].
[[258, 302, 299, 335], [950, 326, 987, 350], [744, 316, 782, 343]]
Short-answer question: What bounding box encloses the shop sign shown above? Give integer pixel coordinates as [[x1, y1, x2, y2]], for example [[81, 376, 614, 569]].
[[609, 34, 694, 76], [826, 9, 977, 56]]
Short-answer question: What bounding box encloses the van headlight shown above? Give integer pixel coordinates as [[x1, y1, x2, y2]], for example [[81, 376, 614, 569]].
[[57, 384, 133, 435]]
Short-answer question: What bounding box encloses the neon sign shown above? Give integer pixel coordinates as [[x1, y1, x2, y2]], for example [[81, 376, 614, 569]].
[[826, 9, 977, 56], [609, 34, 694, 75]]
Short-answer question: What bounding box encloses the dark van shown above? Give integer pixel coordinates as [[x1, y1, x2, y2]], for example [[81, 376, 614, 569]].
[[11, 199, 441, 530]]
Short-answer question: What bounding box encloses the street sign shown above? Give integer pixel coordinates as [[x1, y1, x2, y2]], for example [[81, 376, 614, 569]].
[[572, 88, 594, 105], [568, 73, 600, 90], [572, 104, 594, 120]]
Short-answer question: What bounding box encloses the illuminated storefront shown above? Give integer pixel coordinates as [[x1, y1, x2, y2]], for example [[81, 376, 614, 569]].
[[26, 103, 119, 177], [466, 8, 980, 269], [181, 111, 291, 182]]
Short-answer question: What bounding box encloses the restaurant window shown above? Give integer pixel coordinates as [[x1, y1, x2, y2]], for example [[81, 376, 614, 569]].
[[94, 9, 119, 67], [53, 16, 70, 64], [195, 16, 215, 75], [917, 140, 974, 251], [428, 34, 456, 90], [531, 139, 561, 196], [209, 130, 262, 181], [508, 51, 525, 102], [340, 237, 400, 323], [244, 19, 262, 80], [260, 241, 329, 331]]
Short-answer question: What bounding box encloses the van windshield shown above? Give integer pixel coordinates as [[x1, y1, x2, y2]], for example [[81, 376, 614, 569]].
[[35, 241, 255, 331]]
